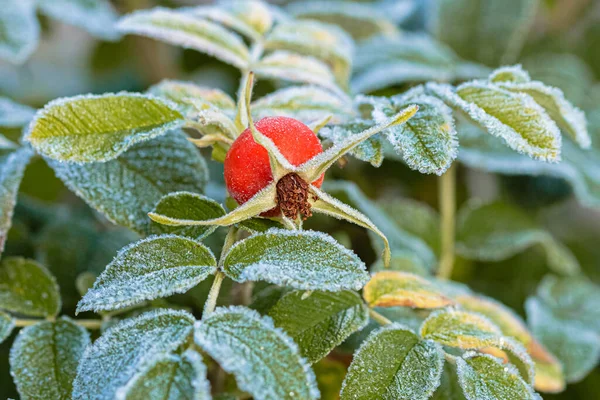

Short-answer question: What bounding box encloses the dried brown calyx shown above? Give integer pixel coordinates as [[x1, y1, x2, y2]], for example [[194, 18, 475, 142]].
[[276, 173, 314, 220]]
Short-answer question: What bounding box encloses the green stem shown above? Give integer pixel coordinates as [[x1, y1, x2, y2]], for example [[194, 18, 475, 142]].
[[234, 40, 264, 131], [203, 271, 225, 317], [369, 309, 392, 325], [14, 318, 103, 330], [437, 164, 456, 280]]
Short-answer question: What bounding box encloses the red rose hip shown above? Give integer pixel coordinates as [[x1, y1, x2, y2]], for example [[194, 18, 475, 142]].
[[224, 116, 324, 218]]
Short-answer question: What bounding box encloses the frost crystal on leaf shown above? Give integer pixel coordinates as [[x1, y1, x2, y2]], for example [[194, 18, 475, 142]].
[[77, 234, 217, 313], [194, 306, 320, 399], [72, 309, 195, 400], [0, 0, 39, 64], [223, 228, 369, 291], [0, 97, 36, 127]]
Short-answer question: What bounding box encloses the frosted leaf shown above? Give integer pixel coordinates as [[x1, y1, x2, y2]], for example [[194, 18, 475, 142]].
[[265, 20, 354, 87], [426, 81, 562, 161], [0, 310, 14, 344], [268, 290, 368, 363], [371, 251, 431, 277], [251, 85, 354, 125], [458, 123, 600, 208], [72, 309, 195, 400], [189, 0, 273, 41], [48, 131, 208, 235], [420, 308, 534, 384], [77, 235, 217, 313], [0, 257, 61, 317], [0, 0, 39, 64], [9, 317, 90, 400], [526, 297, 600, 383], [496, 79, 590, 148], [287, 1, 398, 40], [0, 97, 36, 127], [116, 349, 211, 400], [363, 271, 454, 309], [194, 306, 319, 399], [431, 0, 538, 66], [324, 180, 437, 269], [340, 324, 444, 400], [189, 106, 239, 140], [238, 217, 283, 234], [377, 197, 441, 257], [223, 228, 369, 291], [254, 51, 340, 94], [533, 355, 565, 394], [319, 120, 385, 167], [37, 0, 120, 41], [352, 34, 489, 93], [148, 80, 236, 118], [456, 200, 580, 275], [118, 8, 250, 69], [489, 65, 531, 84], [455, 353, 539, 400], [149, 192, 226, 240], [373, 91, 458, 175], [25, 92, 185, 163], [0, 144, 32, 255], [431, 363, 467, 400]]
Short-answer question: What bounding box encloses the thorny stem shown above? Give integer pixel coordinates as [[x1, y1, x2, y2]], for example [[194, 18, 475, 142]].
[[14, 318, 103, 330], [437, 164, 456, 280], [369, 309, 392, 325]]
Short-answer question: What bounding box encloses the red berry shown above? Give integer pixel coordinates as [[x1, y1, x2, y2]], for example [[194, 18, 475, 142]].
[[224, 116, 324, 217]]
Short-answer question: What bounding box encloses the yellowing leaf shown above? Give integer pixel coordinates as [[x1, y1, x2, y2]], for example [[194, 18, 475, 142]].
[[363, 271, 454, 309]]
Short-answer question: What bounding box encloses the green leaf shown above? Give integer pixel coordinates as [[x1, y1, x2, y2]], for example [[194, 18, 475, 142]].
[[254, 51, 340, 93], [25, 93, 184, 163], [427, 81, 561, 161], [0, 0, 39, 64], [363, 271, 454, 309], [72, 309, 195, 400], [421, 308, 534, 384], [0, 143, 32, 255], [369, 89, 458, 175], [118, 8, 250, 69], [148, 80, 236, 118], [340, 324, 444, 400], [371, 251, 431, 277], [190, 0, 273, 40], [265, 20, 353, 87], [222, 229, 369, 291], [77, 235, 217, 313], [0, 97, 36, 127], [432, 363, 467, 400], [490, 66, 590, 148], [267, 290, 368, 363], [456, 201, 580, 275], [116, 349, 211, 400], [37, 0, 120, 41], [287, 1, 398, 40], [353, 34, 489, 93], [0, 257, 61, 317], [319, 120, 385, 167], [9, 317, 90, 400], [149, 192, 226, 240], [0, 310, 14, 343], [251, 85, 353, 125], [431, 0, 538, 66], [195, 306, 319, 399], [458, 122, 600, 208], [48, 131, 208, 235], [324, 180, 437, 270], [455, 353, 538, 400]]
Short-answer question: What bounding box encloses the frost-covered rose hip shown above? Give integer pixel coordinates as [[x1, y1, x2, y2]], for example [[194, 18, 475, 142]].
[[224, 116, 325, 218]]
